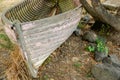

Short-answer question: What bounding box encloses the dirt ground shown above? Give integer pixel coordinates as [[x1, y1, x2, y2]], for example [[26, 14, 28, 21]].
[[37, 26, 120, 80], [37, 34, 96, 80], [0, 0, 120, 80]]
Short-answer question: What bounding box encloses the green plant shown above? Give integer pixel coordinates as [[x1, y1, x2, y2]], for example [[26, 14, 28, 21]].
[[0, 33, 13, 50], [96, 38, 108, 54], [86, 45, 95, 52], [86, 38, 109, 55]]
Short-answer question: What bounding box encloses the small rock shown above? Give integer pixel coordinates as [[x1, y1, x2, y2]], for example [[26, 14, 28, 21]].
[[89, 43, 96, 47], [74, 28, 83, 36], [102, 54, 120, 67], [92, 54, 120, 80], [92, 63, 120, 80], [97, 36, 107, 43], [81, 15, 90, 24], [102, 55, 112, 64], [110, 54, 120, 64], [72, 57, 79, 62], [94, 51, 108, 62], [82, 31, 98, 43]]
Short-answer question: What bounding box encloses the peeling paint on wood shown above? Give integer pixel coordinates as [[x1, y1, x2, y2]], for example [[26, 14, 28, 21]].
[[1, 0, 82, 78]]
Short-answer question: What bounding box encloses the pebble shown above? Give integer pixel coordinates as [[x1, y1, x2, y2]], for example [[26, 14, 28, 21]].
[[72, 57, 79, 62], [81, 15, 90, 24], [94, 51, 108, 62], [82, 31, 98, 43], [74, 28, 83, 36], [92, 54, 120, 80]]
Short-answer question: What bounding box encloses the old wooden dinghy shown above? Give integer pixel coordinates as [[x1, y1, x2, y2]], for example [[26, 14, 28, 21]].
[[1, 0, 82, 77]]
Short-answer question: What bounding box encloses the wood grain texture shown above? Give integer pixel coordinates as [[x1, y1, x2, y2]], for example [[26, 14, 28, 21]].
[[1, 0, 82, 77]]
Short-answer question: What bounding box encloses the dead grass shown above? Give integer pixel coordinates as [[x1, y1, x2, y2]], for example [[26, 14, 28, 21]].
[[0, 32, 14, 50], [0, 50, 11, 79], [0, 0, 22, 12], [6, 45, 32, 80]]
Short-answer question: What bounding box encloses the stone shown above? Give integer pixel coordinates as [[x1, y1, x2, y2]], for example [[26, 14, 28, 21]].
[[92, 54, 120, 80], [89, 43, 96, 47], [102, 54, 120, 67], [110, 54, 120, 63], [92, 63, 120, 80], [94, 51, 108, 62], [82, 31, 98, 43], [74, 28, 83, 36], [102, 55, 111, 64], [97, 36, 107, 44], [81, 15, 90, 24]]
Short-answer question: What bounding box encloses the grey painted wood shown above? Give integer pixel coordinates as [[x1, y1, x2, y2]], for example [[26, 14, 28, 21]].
[[1, 0, 82, 77]]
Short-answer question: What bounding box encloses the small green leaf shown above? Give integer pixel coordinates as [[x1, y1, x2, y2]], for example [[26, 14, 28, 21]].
[[86, 45, 95, 52], [104, 47, 108, 54], [86, 37, 109, 55]]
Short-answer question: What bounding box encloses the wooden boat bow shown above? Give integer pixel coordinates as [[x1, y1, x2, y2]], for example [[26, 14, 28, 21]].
[[1, 0, 82, 77]]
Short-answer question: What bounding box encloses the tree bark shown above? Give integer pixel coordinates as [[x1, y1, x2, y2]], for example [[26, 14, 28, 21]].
[[80, 0, 120, 31]]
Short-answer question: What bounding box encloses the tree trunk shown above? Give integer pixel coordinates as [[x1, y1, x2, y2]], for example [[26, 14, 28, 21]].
[[80, 0, 120, 31]]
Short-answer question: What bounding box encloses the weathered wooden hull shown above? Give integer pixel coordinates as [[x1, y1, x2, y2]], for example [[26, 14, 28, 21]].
[[1, 0, 82, 77]]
